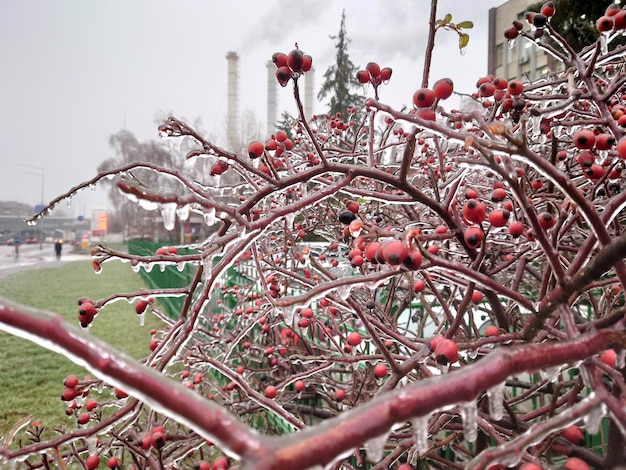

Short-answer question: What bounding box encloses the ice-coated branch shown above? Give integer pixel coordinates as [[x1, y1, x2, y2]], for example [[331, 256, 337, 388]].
[[0, 296, 623, 468]]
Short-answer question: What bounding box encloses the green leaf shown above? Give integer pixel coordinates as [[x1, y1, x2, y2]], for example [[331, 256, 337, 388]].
[[459, 33, 470, 50], [456, 20, 474, 29], [442, 13, 452, 25]]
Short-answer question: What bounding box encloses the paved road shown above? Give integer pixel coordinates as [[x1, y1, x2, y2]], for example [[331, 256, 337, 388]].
[[0, 243, 89, 280]]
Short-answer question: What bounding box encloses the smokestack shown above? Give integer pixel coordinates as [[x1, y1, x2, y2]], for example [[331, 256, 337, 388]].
[[226, 51, 239, 149], [267, 60, 278, 135], [304, 67, 314, 121]]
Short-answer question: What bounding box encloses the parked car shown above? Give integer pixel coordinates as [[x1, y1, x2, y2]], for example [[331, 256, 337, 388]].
[[26, 237, 37, 244]]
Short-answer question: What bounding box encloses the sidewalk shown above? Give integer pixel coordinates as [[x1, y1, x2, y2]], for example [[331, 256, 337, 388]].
[[0, 247, 90, 280]]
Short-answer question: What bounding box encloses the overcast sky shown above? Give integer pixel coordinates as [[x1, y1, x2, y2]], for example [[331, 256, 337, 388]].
[[0, 0, 504, 217]]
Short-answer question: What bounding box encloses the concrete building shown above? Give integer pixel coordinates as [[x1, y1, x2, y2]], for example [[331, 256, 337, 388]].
[[488, 0, 561, 81]]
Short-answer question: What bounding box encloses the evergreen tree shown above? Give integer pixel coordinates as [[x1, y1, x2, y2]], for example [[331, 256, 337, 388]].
[[529, 0, 620, 52], [317, 10, 364, 119]]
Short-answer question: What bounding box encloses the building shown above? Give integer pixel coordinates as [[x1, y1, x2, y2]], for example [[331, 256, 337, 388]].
[[488, 0, 561, 81]]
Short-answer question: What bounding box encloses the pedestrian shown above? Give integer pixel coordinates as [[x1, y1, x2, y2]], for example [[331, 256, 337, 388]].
[[54, 239, 63, 260], [13, 235, 20, 259]]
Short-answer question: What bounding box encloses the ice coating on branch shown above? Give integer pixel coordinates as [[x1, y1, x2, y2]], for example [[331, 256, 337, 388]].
[[487, 382, 505, 421], [459, 401, 478, 442], [583, 401, 606, 434], [410, 415, 429, 454], [138, 312, 146, 326], [364, 429, 391, 463], [160, 203, 177, 230]]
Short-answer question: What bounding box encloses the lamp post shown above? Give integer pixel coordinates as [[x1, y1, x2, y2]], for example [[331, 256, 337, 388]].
[[20, 164, 45, 250]]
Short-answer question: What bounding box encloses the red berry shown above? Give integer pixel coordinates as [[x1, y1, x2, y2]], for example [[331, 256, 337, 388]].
[[491, 188, 507, 202], [573, 130, 596, 149], [301, 54, 313, 73], [520, 465, 542, 470], [213, 456, 229, 470], [463, 199, 486, 223], [210, 160, 229, 176], [295, 380, 306, 392], [77, 413, 90, 425], [433, 78, 454, 100], [356, 70, 371, 84], [488, 209, 510, 227], [275, 66, 293, 87], [507, 80, 524, 96], [79, 302, 96, 317], [413, 280, 426, 293], [272, 52, 288, 68], [64, 375, 79, 389], [107, 457, 120, 469], [595, 133, 615, 150], [508, 221, 524, 238], [538, 212, 555, 230], [366, 62, 381, 79], [287, 49, 304, 73], [195, 462, 211, 470], [85, 398, 98, 412], [600, 349, 617, 368], [563, 457, 591, 470], [403, 250, 423, 270], [364, 242, 380, 263], [434, 338, 458, 365], [373, 363, 388, 378], [247, 141, 265, 159], [479, 82, 496, 98], [504, 26, 519, 40], [563, 424, 585, 445], [471, 290, 484, 303], [335, 389, 346, 401], [413, 88, 436, 108], [345, 200, 360, 213], [597, 15, 615, 33], [347, 331, 362, 346], [135, 299, 149, 315], [464, 226, 483, 249], [379, 67, 392, 82], [382, 240, 409, 265], [86, 455, 101, 470], [264, 385, 278, 399], [541, 1, 555, 18], [484, 325, 499, 337]]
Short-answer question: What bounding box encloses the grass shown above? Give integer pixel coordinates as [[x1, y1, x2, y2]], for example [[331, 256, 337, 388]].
[[0, 259, 164, 438]]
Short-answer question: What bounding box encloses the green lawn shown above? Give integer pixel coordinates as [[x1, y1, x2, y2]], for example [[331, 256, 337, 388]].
[[0, 259, 164, 437]]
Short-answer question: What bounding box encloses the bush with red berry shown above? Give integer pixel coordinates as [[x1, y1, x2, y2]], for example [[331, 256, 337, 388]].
[[1, 2, 626, 469]]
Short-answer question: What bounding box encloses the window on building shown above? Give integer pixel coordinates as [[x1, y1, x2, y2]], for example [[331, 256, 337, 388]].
[[497, 43, 504, 67]]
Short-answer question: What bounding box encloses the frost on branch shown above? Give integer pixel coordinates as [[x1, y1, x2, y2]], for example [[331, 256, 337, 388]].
[[2, 2, 626, 469]]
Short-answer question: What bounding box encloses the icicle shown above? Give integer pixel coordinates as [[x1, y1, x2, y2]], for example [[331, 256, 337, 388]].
[[600, 33, 609, 55], [279, 305, 296, 324], [487, 382, 505, 421], [160, 203, 177, 231], [616, 349, 626, 369], [364, 429, 390, 463], [138, 312, 146, 327], [285, 213, 296, 229], [350, 227, 362, 238], [204, 207, 216, 226], [508, 38, 516, 49], [542, 366, 560, 384], [583, 402, 606, 434], [202, 254, 214, 280], [176, 205, 190, 222], [336, 285, 352, 300], [459, 401, 478, 442], [410, 415, 430, 454]]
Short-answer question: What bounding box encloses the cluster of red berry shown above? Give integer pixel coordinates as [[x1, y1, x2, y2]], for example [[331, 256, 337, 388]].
[[272, 47, 313, 87]]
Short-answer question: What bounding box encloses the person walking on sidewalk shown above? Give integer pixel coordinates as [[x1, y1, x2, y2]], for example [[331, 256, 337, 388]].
[[54, 239, 63, 260]]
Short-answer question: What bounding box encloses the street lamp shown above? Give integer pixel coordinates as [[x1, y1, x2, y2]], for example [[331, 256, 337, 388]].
[[19, 164, 45, 249]]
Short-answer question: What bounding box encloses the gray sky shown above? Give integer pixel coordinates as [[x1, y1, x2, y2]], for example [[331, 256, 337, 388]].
[[0, 0, 504, 217]]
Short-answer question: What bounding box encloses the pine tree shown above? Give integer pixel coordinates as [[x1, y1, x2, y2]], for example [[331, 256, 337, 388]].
[[317, 10, 364, 119]]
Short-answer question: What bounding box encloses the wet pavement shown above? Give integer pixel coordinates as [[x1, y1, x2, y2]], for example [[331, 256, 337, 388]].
[[0, 244, 89, 280]]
